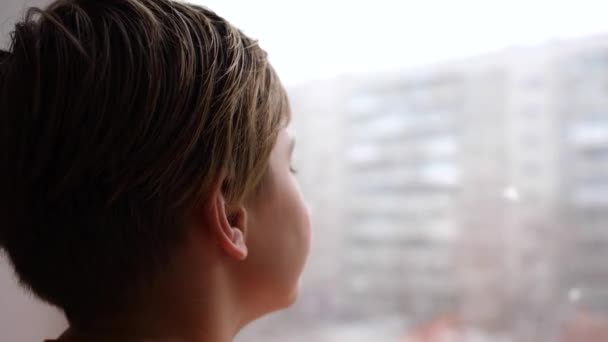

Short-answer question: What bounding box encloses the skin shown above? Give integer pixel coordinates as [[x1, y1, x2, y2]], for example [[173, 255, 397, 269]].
[[54, 128, 312, 342]]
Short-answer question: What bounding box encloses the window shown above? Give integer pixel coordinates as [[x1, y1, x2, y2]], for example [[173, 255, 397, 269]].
[[189, 1, 608, 341]]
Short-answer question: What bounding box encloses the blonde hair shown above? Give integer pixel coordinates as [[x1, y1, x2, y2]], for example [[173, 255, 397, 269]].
[[0, 0, 289, 323]]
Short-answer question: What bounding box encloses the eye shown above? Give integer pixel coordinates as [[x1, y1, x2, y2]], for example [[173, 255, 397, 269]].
[[288, 138, 297, 174]]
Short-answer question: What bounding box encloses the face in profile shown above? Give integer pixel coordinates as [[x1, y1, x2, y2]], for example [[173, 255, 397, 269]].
[[235, 127, 312, 315]]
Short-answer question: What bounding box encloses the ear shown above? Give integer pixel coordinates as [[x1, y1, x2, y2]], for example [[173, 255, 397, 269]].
[[206, 180, 248, 261]]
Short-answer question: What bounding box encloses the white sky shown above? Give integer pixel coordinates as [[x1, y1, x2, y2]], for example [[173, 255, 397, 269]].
[[193, 0, 608, 85]]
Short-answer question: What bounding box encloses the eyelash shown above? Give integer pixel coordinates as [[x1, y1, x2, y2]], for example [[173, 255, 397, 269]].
[[290, 165, 298, 174]]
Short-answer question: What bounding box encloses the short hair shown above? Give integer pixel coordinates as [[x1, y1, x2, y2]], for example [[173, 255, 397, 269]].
[[0, 0, 289, 323]]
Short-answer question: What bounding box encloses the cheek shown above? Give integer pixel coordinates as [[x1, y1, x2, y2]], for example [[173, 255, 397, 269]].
[[247, 178, 311, 290], [296, 191, 312, 258], [272, 190, 310, 269], [279, 177, 311, 258], [283, 185, 312, 300]]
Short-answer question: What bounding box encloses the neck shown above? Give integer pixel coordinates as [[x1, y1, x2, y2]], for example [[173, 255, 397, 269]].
[[61, 313, 233, 342], [58, 250, 247, 342]]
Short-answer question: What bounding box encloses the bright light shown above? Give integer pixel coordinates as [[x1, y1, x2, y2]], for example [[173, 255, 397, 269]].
[[502, 186, 521, 202], [195, 0, 608, 85]]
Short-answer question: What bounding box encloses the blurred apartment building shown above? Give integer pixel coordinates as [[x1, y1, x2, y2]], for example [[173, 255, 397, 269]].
[[338, 72, 462, 322], [285, 34, 608, 339], [556, 40, 608, 314]]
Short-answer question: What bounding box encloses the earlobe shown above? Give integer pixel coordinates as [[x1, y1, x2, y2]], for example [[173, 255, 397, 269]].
[[230, 227, 248, 260]]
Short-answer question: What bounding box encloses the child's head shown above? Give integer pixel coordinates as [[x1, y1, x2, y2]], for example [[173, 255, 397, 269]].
[[0, 0, 311, 330]]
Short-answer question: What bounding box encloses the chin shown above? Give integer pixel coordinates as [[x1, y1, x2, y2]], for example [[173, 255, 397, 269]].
[[257, 278, 303, 317], [285, 287, 300, 307], [270, 282, 300, 312], [283, 280, 302, 308], [252, 287, 299, 323]]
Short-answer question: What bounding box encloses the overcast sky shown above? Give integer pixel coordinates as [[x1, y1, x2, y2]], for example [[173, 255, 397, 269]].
[[194, 0, 608, 85]]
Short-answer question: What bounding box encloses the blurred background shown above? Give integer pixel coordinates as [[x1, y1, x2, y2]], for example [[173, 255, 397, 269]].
[[3, 0, 608, 341]]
